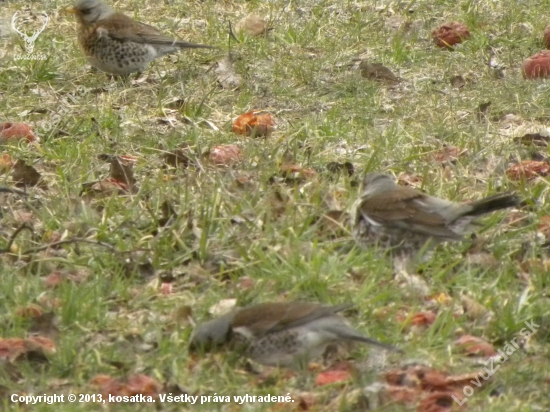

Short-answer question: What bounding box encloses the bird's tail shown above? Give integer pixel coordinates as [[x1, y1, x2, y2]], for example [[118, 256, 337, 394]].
[[171, 41, 217, 49], [467, 193, 520, 217]]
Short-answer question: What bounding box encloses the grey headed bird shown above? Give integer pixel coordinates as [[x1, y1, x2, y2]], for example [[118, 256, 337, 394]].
[[189, 302, 401, 368], [67, 0, 215, 75], [352, 172, 520, 270]]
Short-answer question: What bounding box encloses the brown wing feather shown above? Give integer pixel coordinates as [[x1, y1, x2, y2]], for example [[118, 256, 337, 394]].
[[97, 14, 214, 49], [98, 13, 176, 44], [359, 189, 462, 239], [233, 303, 338, 337]]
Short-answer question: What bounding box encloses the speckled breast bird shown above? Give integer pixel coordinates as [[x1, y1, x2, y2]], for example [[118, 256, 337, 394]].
[[352, 173, 520, 264], [189, 302, 401, 368], [67, 0, 214, 75]]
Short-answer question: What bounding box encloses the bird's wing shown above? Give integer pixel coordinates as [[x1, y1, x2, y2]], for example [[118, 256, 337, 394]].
[[100, 13, 213, 48], [232, 303, 343, 336], [359, 189, 462, 240]]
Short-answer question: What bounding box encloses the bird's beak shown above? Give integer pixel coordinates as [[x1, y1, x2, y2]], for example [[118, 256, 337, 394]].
[[65, 7, 78, 14]]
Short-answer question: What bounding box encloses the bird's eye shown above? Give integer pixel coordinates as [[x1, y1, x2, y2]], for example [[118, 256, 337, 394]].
[[80, 8, 91, 14]]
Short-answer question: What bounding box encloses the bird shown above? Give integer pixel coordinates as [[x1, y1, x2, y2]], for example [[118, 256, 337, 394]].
[[189, 302, 401, 368], [66, 0, 215, 75], [351, 172, 520, 269], [359, 61, 401, 84]]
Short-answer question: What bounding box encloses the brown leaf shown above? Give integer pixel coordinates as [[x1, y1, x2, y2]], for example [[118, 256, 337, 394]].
[[544, 25, 550, 49], [514, 133, 550, 147], [208, 144, 242, 166], [11, 159, 43, 188], [0, 122, 36, 143], [537, 216, 550, 238], [397, 173, 423, 188], [235, 14, 268, 36], [431, 146, 467, 163], [233, 111, 274, 137], [454, 335, 496, 357], [523, 50, 550, 79], [14, 304, 43, 318], [432, 22, 470, 48], [0, 153, 13, 173], [29, 311, 59, 339], [325, 161, 354, 176], [280, 164, 317, 179], [105, 155, 137, 191], [314, 369, 353, 386], [82, 178, 130, 198], [450, 75, 465, 88], [43, 269, 90, 287], [163, 146, 192, 169], [0, 336, 55, 363], [410, 312, 437, 327], [417, 392, 456, 412], [506, 160, 550, 180], [91, 374, 161, 400], [477, 101, 491, 121]]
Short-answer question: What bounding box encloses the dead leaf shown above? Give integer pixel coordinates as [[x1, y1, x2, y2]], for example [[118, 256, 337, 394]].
[[15, 304, 43, 319], [0, 153, 13, 173], [208, 144, 242, 166], [450, 75, 466, 88], [430, 146, 467, 163], [326, 161, 354, 176], [0, 336, 55, 363], [523, 50, 550, 79], [397, 173, 423, 188], [477, 101, 491, 121], [82, 178, 130, 197], [506, 160, 550, 180], [460, 295, 492, 321], [314, 369, 353, 386], [11, 159, 43, 188], [537, 216, 550, 238], [215, 56, 242, 90], [235, 14, 268, 36], [102, 154, 137, 192], [163, 146, 192, 169], [432, 22, 470, 48], [43, 269, 90, 287], [91, 374, 161, 400], [0, 122, 37, 143], [454, 335, 496, 357], [29, 311, 59, 339], [513, 133, 550, 147], [417, 392, 456, 412], [280, 164, 316, 179], [233, 111, 274, 137], [410, 312, 437, 327]]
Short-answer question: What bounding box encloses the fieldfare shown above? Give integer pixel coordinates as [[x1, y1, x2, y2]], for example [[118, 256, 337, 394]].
[[67, 0, 214, 75], [189, 301, 401, 368], [352, 173, 520, 268]]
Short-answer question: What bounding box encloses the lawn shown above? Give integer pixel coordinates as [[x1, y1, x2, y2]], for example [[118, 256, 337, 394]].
[[0, 0, 549, 411]]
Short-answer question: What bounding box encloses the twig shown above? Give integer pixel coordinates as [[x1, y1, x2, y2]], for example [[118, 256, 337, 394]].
[[0, 223, 34, 253], [22, 238, 117, 254], [0, 187, 27, 196]]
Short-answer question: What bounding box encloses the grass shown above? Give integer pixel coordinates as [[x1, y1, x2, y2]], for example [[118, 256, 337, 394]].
[[0, 0, 549, 410]]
